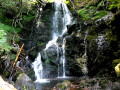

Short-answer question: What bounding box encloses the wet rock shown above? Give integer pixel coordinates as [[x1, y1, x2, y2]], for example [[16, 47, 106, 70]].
[[37, 35, 49, 42], [65, 35, 84, 76], [15, 73, 35, 90], [0, 76, 17, 90], [95, 12, 114, 25]]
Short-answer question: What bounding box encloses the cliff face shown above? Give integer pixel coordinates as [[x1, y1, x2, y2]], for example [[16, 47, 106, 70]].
[[65, 0, 120, 77]]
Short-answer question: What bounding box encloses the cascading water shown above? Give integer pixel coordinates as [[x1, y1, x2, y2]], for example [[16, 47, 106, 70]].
[[32, 53, 43, 81], [81, 32, 88, 76], [32, 53, 49, 82], [44, 0, 72, 78], [61, 38, 66, 77], [32, 0, 72, 82]]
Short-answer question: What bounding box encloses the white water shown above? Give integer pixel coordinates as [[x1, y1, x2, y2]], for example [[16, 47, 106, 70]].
[[44, 0, 72, 78], [33, 0, 72, 82], [96, 34, 105, 50], [82, 32, 88, 75], [62, 38, 66, 77], [32, 53, 49, 83]]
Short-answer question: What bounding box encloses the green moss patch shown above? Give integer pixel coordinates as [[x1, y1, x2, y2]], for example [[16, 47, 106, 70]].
[[78, 6, 108, 21]]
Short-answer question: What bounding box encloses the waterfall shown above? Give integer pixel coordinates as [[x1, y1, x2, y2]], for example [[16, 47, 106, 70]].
[[32, 53, 43, 81], [61, 38, 66, 77], [33, 0, 72, 82], [44, 0, 72, 78], [82, 32, 88, 75], [32, 53, 49, 82]]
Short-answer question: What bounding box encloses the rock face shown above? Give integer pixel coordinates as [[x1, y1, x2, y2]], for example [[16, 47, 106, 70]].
[[22, 3, 55, 57], [65, 12, 116, 76], [15, 73, 35, 90], [0, 76, 17, 90]]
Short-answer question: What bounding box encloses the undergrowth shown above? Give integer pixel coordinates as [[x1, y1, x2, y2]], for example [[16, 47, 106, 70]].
[[78, 0, 108, 21]]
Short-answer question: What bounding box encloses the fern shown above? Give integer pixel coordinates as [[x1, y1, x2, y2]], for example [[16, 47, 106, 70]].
[[78, 8, 90, 20], [109, 0, 120, 10], [0, 23, 22, 33], [0, 30, 12, 53]]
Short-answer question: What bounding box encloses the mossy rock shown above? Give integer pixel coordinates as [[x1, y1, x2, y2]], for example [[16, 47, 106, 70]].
[[115, 63, 120, 77]]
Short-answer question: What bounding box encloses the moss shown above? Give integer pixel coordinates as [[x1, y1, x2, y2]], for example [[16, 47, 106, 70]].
[[37, 41, 44, 46], [112, 59, 120, 68], [88, 0, 101, 6], [92, 10, 107, 20], [106, 31, 117, 43], [86, 35, 93, 41], [63, 80, 70, 83]]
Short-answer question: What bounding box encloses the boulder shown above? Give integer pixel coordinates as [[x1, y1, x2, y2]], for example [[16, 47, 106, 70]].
[[15, 73, 35, 90], [0, 76, 17, 90]]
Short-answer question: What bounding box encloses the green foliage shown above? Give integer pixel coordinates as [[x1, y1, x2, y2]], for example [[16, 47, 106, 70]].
[[15, 36, 20, 43], [37, 41, 41, 46], [108, 0, 120, 10], [0, 23, 22, 33], [97, 1, 105, 9], [78, 8, 90, 20], [23, 14, 35, 22], [112, 59, 120, 68], [24, 85, 27, 90], [89, 6, 96, 15], [10, 54, 16, 60], [92, 10, 107, 20], [0, 30, 12, 53], [78, 5, 107, 21]]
